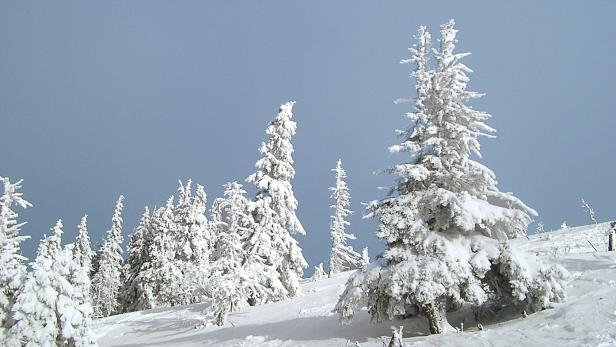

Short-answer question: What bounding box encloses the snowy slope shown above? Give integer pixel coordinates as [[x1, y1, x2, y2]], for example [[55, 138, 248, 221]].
[[93, 223, 616, 347]]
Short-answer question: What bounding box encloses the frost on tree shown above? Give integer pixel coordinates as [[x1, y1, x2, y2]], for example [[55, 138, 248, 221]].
[[123, 196, 184, 310], [65, 215, 97, 346], [0, 177, 31, 340], [91, 195, 125, 317], [122, 180, 213, 312], [171, 180, 213, 305], [73, 215, 94, 273], [203, 182, 257, 326], [63, 244, 97, 346], [335, 21, 567, 334], [120, 207, 153, 312], [360, 247, 370, 267], [309, 263, 327, 282], [144, 197, 183, 308], [329, 159, 363, 274], [245, 102, 308, 303], [9, 221, 96, 346]]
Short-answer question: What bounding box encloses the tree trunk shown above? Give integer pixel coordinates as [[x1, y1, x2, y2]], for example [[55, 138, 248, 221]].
[[609, 230, 615, 251], [422, 301, 454, 334], [247, 296, 257, 307]]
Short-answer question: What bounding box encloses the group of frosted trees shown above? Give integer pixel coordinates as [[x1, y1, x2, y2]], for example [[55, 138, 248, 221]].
[[1, 19, 573, 345], [334, 20, 567, 334], [0, 99, 370, 346], [105, 102, 321, 324], [0, 178, 97, 346]]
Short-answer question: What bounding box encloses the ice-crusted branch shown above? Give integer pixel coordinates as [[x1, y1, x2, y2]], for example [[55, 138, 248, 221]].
[[580, 198, 597, 224]]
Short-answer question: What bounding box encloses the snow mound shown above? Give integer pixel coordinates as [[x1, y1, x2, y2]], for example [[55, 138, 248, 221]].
[[93, 223, 616, 346]]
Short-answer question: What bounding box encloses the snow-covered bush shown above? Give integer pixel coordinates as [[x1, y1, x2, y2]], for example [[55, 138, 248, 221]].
[[335, 21, 567, 334], [309, 263, 327, 281]]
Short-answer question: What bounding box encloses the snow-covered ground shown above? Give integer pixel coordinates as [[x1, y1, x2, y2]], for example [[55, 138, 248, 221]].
[[93, 223, 616, 346]]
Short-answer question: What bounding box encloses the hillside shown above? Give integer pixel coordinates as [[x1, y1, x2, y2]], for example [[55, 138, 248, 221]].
[[93, 223, 616, 346]]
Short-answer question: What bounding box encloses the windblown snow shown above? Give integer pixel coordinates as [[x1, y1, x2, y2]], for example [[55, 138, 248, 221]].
[[93, 222, 616, 346]]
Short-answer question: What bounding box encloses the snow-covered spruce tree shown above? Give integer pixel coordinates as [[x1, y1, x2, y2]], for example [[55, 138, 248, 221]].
[[62, 242, 97, 346], [91, 195, 125, 317], [10, 221, 96, 346], [171, 180, 212, 305], [335, 21, 567, 334], [9, 223, 63, 345], [0, 177, 31, 339], [64, 215, 97, 345], [144, 197, 184, 308], [203, 182, 256, 326], [245, 101, 308, 302], [73, 215, 94, 282], [119, 207, 151, 312], [329, 159, 363, 274], [89, 241, 102, 281]]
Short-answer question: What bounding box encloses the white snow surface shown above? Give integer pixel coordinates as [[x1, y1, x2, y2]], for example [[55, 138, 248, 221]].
[[93, 223, 616, 346]]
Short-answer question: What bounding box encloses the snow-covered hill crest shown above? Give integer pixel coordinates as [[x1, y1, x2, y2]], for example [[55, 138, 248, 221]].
[[93, 223, 616, 347]]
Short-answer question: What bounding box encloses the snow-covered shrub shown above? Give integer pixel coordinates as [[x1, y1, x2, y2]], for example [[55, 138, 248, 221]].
[[535, 222, 545, 234], [487, 242, 567, 312], [309, 263, 327, 282], [335, 21, 568, 334]]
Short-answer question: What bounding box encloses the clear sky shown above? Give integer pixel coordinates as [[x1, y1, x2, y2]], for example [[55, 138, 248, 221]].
[[1, 1, 615, 270]]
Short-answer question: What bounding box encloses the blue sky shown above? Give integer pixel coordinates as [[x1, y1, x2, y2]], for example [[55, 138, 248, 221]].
[[1, 1, 615, 270]]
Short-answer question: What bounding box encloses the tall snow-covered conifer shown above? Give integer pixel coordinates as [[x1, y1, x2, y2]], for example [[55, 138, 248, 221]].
[[10, 222, 64, 345], [171, 180, 212, 305], [91, 195, 125, 317], [0, 177, 31, 339], [144, 197, 184, 308], [120, 207, 151, 312], [329, 159, 363, 274], [246, 102, 308, 303], [62, 241, 97, 346], [335, 21, 567, 334], [10, 221, 96, 346], [204, 182, 255, 326], [247, 102, 305, 235], [64, 215, 97, 345], [73, 215, 93, 274]]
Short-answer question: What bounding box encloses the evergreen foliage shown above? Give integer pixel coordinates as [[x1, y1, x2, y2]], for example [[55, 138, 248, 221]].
[[245, 102, 308, 303], [329, 159, 363, 274], [335, 21, 567, 334], [0, 177, 31, 340], [91, 196, 125, 317]]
